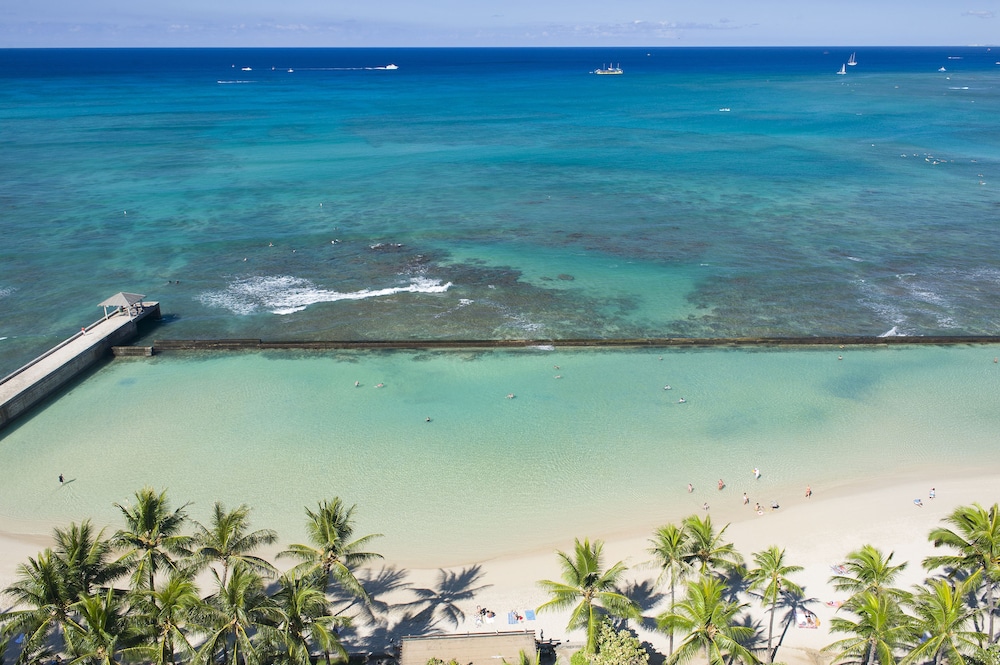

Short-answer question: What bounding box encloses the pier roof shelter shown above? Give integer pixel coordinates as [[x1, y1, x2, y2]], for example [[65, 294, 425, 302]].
[[99, 292, 145, 320]]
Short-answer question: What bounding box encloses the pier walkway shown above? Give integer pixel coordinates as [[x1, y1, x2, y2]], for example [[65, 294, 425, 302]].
[[0, 296, 159, 431]]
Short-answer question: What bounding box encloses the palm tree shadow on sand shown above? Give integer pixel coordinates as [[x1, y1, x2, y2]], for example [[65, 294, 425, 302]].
[[620, 578, 665, 633], [337, 565, 491, 653], [770, 589, 818, 662]]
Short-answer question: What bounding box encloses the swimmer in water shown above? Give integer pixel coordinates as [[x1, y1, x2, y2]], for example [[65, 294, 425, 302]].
[[678, 397, 686, 403]]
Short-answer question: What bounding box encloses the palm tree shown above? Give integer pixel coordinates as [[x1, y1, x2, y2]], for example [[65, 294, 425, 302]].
[[657, 576, 759, 665], [67, 587, 154, 665], [537, 537, 641, 654], [112, 487, 192, 592], [924, 503, 1000, 643], [826, 591, 912, 665], [279, 498, 383, 606], [831, 545, 910, 608], [0, 548, 81, 662], [903, 576, 988, 665], [191, 502, 278, 587], [52, 520, 123, 599], [132, 571, 205, 665], [648, 523, 692, 656], [270, 572, 348, 665], [680, 515, 743, 579], [197, 564, 283, 665], [745, 546, 803, 663]]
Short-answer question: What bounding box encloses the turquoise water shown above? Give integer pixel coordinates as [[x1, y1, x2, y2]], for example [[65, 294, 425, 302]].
[[1, 345, 998, 566], [2, 47, 1000, 374], [2, 48, 1000, 564]]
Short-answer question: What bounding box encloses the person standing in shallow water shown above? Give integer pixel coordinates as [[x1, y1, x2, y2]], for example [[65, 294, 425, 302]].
[[58, 474, 64, 483]]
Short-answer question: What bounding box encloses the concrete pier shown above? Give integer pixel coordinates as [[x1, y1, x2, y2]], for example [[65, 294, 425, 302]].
[[0, 299, 160, 431]]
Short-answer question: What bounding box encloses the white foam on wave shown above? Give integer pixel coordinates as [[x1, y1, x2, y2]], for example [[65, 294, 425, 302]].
[[852, 265, 1000, 332], [0, 286, 14, 298], [199, 275, 452, 316], [433, 297, 474, 319], [877, 326, 903, 337]]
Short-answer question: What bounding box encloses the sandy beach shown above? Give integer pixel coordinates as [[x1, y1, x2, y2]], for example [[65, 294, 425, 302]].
[[358, 471, 995, 664], [1, 470, 990, 663]]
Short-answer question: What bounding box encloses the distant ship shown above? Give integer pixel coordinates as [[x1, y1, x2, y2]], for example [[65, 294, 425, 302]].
[[847, 52, 857, 66], [595, 64, 623, 75], [384, 64, 399, 70], [837, 64, 847, 75]]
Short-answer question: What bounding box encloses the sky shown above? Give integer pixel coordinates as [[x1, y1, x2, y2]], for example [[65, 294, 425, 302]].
[[1, 0, 997, 48]]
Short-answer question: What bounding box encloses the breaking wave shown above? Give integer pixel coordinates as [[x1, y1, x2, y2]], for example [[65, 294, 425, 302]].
[[199, 275, 452, 315]]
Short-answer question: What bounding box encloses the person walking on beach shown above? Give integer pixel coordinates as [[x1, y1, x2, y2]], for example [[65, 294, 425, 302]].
[[805, 485, 812, 498], [687, 483, 693, 493], [743, 492, 749, 505]]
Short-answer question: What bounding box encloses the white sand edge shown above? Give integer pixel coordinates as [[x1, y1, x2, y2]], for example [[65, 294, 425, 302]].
[[0, 472, 993, 664]]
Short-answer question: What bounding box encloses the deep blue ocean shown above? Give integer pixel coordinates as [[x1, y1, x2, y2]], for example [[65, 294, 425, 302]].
[[2, 47, 999, 374]]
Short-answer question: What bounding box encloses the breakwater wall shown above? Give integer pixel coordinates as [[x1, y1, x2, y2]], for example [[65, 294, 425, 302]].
[[151, 335, 1000, 352]]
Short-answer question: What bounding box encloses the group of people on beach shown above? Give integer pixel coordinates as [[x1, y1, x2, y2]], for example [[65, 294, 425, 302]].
[[691, 467, 808, 515], [473, 606, 496, 627]]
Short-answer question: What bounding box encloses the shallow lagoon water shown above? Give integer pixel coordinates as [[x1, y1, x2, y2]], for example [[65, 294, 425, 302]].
[[2, 345, 998, 567]]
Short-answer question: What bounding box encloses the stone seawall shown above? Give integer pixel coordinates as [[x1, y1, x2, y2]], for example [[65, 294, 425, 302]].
[[151, 335, 1000, 352]]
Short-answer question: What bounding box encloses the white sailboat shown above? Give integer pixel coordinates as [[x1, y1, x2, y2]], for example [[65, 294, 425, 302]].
[[837, 63, 847, 75], [847, 52, 857, 66]]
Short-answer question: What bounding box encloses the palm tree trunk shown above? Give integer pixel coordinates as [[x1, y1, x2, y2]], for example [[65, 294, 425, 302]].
[[668, 577, 676, 656], [865, 640, 877, 665], [989, 580, 996, 643], [766, 599, 776, 663]]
